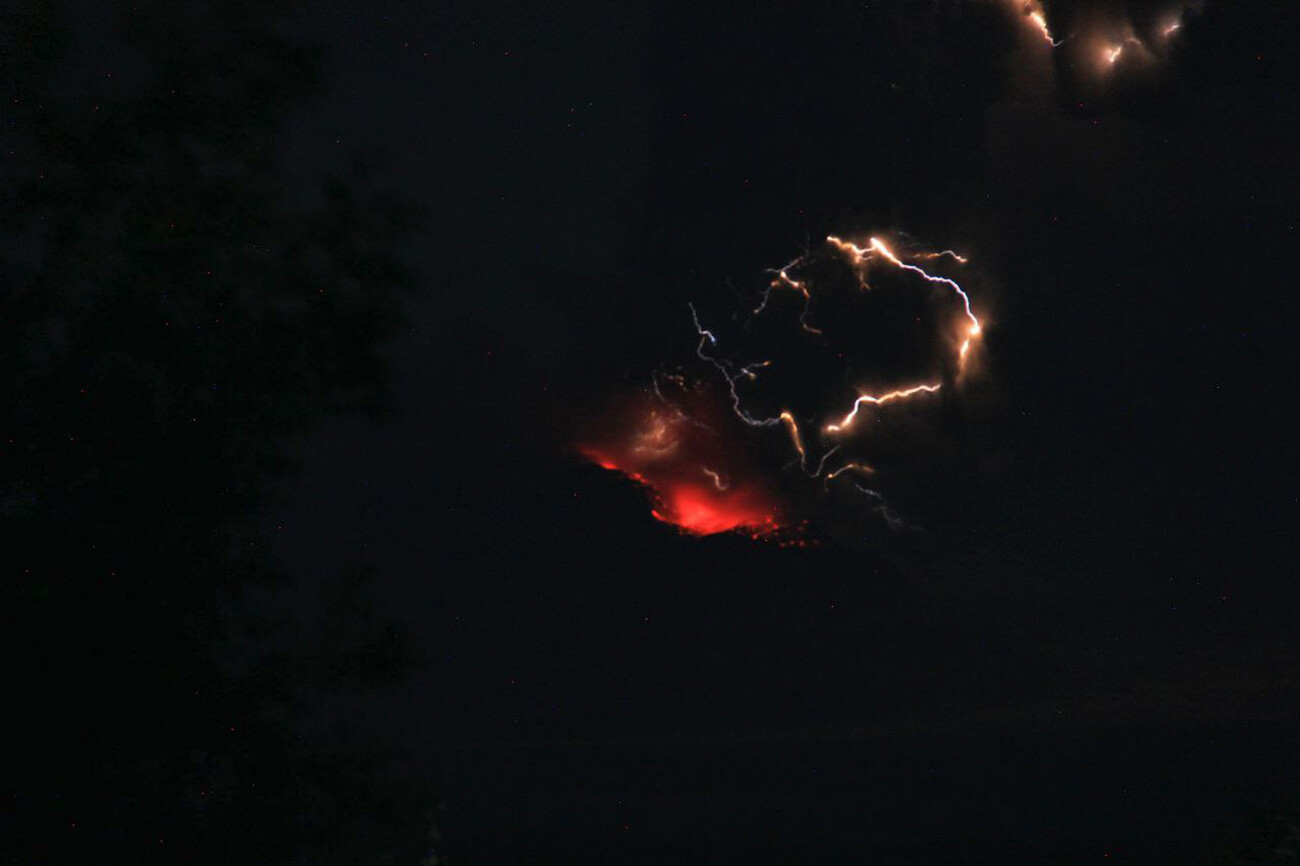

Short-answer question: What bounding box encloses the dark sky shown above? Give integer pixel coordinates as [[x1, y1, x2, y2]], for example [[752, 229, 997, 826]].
[[257, 2, 1300, 861], [21, 1, 1297, 863]]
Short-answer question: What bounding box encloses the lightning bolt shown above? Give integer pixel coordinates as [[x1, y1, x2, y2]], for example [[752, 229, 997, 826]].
[[779, 410, 808, 468], [824, 462, 875, 483], [753, 256, 823, 335], [823, 383, 944, 435], [826, 236, 979, 328], [701, 466, 729, 490], [839, 480, 909, 531], [690, 302, 783, 430], [699, 234, 982, 452], [691, 303, 816, 474], [826, 235, 982, 375], [809, 444, 842, 478]]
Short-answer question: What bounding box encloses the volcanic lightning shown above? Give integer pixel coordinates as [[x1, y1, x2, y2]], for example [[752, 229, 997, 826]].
[[824, 383, 944, 435], [755, 259, 822, 335], [825, 235, 982, 374], [581, 230, 987, 535], [780, 410, 808, 468], [576, 3, 1210, 539]]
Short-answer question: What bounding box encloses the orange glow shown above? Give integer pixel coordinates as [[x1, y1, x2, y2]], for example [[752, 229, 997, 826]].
[[1010, 1, 1062, 47], [1028, 11, 1059, 46], [584, 445, 781, 536], [578, 396, 783, 537], [650, 483, 779, 536], [1101, 35, 1147, 69]]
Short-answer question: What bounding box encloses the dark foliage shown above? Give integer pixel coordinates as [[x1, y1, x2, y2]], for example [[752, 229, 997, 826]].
[[3, 2, 430, 862]]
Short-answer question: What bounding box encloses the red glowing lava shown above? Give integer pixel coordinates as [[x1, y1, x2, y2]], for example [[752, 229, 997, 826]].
[[585, 452, 780, 535], [577, 393, 783, 537], [653, 483, 778, 535]]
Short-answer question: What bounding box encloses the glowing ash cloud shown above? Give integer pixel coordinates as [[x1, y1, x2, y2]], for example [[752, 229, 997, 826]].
[[1017, 1, 1062, 47], [1003, 1, 1201, 79], [1099, 34, 1147, 68], [579, 397, 782, 537]]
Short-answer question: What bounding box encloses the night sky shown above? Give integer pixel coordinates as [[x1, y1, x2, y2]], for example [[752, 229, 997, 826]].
[[8, 1, 1300, 864]]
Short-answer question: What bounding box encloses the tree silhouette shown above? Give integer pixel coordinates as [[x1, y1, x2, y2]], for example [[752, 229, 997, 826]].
[[4, 2, 431, 862]]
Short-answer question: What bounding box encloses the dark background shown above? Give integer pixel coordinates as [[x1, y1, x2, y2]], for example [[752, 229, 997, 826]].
[[6, 1, 1299, 863]]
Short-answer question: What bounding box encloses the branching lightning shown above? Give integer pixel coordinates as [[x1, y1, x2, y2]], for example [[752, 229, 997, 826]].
[[690, 302, 784, 430], [825, 235, 982, 375], [665, 232, 986, 530], [577, 2, 1207, 540], [582, 223, 990, 537], [754, 258, 822, 335]]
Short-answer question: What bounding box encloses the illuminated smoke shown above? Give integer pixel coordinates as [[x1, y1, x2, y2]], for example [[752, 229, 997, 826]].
[[1004, 1, 1200, 77], [1016, 1, 1062, 47], [1099, 34, 1148, 68], [577, 390, 783, 537]]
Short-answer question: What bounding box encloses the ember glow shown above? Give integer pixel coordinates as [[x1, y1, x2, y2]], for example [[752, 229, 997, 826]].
[[579, 230, 988, 535], [579, 395, 783, 537]]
